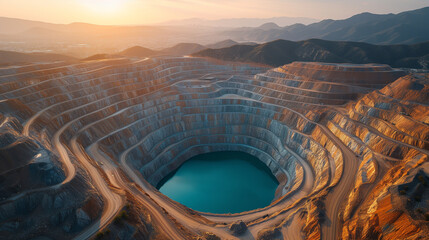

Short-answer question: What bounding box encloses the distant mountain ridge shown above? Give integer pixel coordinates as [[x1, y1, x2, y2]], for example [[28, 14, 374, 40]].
[[0, 17, 227, 58], [224, 7, 429, 45], [1, 7, 428, 58], [93, 40, 259, 59], [6, 38, 429, 70], [0, 17, 60, 35], [159, 17, 319, 28], [193, 39, 429, 69]]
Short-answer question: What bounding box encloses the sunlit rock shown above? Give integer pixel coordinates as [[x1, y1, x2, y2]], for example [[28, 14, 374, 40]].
[[0, 57, 427, 239]]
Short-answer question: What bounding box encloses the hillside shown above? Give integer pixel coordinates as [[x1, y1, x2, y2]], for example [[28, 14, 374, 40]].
[[81, 54, 123, 61], [194, 39, 429, 68], [160, 43, 207, 56], [0, 17, 60, 35], [205, 39, 239, 49], [115, 43, 206, 57], [0, 50, 76, 65], [224, 7, 429, 45], [119, 46, 158, 58]]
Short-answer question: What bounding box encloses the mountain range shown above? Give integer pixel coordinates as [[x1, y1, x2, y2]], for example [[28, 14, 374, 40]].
[[82, 40, 257, 60], [193, 39, 429, 69], [0, 6, 428, 58], [4, 38, 429, 70], [158, 17, 319, 28], [0, 39, 255, 65], [223, 7, 429, 45], [0, 17, 227, 57]]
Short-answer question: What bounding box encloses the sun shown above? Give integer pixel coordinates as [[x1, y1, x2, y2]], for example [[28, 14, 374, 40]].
[[79, 0, 127, 14]]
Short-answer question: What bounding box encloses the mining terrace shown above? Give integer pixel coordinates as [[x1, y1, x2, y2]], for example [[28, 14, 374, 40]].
[[0, 57, 428, 240]]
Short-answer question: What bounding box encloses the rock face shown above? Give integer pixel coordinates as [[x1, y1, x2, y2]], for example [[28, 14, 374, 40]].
[[0, 57, 427, 240], [76, 208, 91, 227], [229, 220, 247, 236], [0, 66, 104, 238], [200, 232, 221, 240], [257, 227, 282, 240], [338, 74, 429, 240]]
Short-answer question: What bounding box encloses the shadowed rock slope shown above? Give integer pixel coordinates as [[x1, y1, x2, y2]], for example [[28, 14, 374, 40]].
[[0, 57, 427, 240], [194, 39, 429, 69]]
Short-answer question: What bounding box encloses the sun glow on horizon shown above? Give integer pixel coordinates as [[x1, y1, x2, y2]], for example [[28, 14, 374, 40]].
[[79, 0, 128, 14], [0, 0, 427, 26]]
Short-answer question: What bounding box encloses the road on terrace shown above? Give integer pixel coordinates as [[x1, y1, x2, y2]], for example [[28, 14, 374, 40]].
[[86, 143, 187, 240], [319, 125, 359, 240], [71, 137, 123, 240]]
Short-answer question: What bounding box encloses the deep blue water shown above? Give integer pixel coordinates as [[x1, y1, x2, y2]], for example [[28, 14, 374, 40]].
[[157, 151, 279, 214]]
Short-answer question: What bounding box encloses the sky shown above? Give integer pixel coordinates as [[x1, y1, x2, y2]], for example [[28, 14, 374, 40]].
[[0, 0, 428, 25]]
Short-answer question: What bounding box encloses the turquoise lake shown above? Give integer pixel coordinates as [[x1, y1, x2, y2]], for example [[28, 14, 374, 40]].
[[157, 151, 279, 214]]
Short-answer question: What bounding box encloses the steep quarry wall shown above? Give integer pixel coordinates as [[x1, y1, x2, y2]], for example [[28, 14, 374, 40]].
[[0, 100, 103, 239], [0, 57, 427, 240]]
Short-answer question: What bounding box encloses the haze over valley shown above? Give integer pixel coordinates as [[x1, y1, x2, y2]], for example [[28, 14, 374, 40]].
[[1, 7, 429, 58]]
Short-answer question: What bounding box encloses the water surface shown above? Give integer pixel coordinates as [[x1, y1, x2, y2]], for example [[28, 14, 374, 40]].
[[157, 151, 278, 214]]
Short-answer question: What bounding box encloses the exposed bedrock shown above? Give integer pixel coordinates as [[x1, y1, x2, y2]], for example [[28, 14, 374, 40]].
[[0, 57, 427, 239], [0, 110, 103, 239], [0, 103, 65, 199]]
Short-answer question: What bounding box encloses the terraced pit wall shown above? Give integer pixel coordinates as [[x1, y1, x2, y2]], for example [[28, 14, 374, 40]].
[[1, 57, 428, 240]]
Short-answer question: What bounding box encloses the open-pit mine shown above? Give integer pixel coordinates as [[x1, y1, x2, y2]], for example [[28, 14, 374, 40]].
[[0, 57, 428, 240]]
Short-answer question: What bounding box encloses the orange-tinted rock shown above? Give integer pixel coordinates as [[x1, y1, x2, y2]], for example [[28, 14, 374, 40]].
[[0, 58, 427, 239]]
